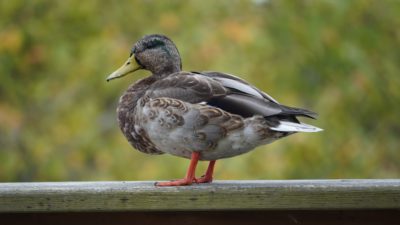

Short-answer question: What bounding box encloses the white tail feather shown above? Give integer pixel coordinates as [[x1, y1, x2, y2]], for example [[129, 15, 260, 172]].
[[270, 121, 323, 133]]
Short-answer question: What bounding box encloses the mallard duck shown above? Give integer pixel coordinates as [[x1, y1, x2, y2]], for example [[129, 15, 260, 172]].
[[107, 34, 322, 186]]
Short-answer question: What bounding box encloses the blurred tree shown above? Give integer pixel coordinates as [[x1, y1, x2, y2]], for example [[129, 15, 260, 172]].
[[0, 0, 399, 181]]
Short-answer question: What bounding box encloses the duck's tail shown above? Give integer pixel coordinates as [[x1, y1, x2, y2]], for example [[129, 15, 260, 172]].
[[270, 121, 323, 133]]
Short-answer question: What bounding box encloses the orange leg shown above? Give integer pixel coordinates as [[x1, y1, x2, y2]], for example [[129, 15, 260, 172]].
[[195, 160, 216, 183], [155, 152, 200, 186]]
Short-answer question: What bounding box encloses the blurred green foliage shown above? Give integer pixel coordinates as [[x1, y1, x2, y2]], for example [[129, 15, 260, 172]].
[[0, 0, 399, 182]]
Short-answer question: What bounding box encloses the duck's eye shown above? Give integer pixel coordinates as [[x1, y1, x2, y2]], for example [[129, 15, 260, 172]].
[[126, 61, 131, 65]]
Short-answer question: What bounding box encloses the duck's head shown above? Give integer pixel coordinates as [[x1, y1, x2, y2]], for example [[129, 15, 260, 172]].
[[107, 34, 181, 81]]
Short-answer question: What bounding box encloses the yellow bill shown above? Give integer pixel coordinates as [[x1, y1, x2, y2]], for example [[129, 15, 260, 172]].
[[106, 54, 142, 82]]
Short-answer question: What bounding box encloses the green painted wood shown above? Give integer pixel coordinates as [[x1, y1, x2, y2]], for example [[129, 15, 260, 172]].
[[0, 180, 399, 212]]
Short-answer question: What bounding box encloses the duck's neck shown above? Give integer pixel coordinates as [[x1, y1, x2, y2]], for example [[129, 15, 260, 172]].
[[153, 64, 181, 78], [150, 52, 182, 78]]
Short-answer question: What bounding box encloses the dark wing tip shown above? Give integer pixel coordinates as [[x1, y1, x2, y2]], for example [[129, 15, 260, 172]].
[[279, 105, 319, 119]]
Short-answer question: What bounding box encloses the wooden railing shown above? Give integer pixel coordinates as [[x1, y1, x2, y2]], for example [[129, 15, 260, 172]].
[[1, 180, 399, 224]]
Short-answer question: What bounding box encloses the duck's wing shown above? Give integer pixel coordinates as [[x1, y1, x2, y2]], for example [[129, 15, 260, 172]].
[[199, 71, 279, 103], [145, 71, 317, 119], [200, 71, 318, 119]]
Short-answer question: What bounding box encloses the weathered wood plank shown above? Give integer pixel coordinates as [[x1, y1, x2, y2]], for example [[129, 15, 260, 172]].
[[0, 180, 399, 212]]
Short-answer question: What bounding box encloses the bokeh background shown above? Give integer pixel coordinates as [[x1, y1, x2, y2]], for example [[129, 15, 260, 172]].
[[1, 0, 399, 182]]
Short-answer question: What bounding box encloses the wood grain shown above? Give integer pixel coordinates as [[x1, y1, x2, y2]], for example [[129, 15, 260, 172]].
[[0, 180, 399, 212]]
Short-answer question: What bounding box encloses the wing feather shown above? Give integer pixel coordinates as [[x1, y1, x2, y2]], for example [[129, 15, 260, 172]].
[[146, 71, 317, 119]]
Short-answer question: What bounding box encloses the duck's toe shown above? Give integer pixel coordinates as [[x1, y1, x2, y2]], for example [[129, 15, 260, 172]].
[[155, 178, 196, 186]]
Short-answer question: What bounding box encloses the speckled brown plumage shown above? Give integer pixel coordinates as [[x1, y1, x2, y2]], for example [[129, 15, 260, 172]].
[[107, 34, 322, 186], [117, 76, 162, 154]]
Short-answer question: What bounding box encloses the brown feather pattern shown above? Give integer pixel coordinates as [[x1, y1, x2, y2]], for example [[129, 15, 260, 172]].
[[112, 34, 321, 161]]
